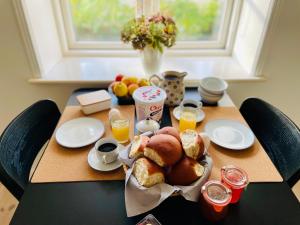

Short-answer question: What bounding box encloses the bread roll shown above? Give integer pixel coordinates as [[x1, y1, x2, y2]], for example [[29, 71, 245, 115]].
[[144, 134, 183, 167], [156, 126, 181, 142], [180, 129, 205, 160], [133, 157, 165, 188], [167, 156, 204, 185], [129, 135, 150, 158]]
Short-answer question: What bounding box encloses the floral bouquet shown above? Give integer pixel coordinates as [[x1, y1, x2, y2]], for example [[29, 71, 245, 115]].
[[121, 14, 177, 53]]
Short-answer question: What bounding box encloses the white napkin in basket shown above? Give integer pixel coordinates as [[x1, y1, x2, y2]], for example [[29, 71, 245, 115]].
[[118, 133, 213, 217]]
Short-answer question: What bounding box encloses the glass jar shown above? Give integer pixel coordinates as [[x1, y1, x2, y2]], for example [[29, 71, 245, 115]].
[[221, 165, 249, 203], [111, 118, 130, 144], [200, 180, 232, 222], [179, 110, 197, 132]]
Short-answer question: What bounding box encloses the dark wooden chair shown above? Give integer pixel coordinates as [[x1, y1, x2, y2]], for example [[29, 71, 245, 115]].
[[0, 100, 60, 200], [240, 98, 300, 187]]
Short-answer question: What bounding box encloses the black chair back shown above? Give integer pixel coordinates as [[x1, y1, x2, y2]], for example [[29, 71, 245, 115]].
[[240, 98, 300, 187], [0, 100, 60, 200]]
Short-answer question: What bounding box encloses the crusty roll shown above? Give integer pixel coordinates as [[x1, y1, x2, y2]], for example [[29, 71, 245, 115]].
[[133, 157, 165, 188], [144, 134, 183, 167], [129, 135, 150, 158], [167, 156, 204, 185], [180, 129, 205, 160], [156, 126, 181, 142]]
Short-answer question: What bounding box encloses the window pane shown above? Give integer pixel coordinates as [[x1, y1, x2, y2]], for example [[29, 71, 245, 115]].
[[69, 0, 135, 41], [160, 0, 226, 41]]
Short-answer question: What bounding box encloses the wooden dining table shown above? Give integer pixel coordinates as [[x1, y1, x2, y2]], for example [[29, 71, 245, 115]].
[[9, 88, 300, 225]]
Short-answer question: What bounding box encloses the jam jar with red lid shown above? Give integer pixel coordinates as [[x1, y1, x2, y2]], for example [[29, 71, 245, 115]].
[[199, 180, 232, 222], [221, 165, 249, 203]]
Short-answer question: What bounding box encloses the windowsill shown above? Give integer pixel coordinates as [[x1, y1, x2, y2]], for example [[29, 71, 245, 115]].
[[29, 56, 266, 86]]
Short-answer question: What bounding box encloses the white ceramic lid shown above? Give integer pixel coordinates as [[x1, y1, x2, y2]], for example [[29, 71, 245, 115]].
[[132, 86, 166, 103], [136, 119, 160, 133]]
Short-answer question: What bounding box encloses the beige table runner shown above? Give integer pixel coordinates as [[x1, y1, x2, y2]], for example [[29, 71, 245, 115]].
[[171, 107, 283, 182], [31, 105, 135, 183]]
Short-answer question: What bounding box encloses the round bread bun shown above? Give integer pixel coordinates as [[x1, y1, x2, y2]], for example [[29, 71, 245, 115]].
[[129, 135, 150, 158], [180, 129, 205, 160], [156, 126, 181, 142], [133, 157, 165, 188], [144, 134, 183, 167], [167, 156, 204, 186]]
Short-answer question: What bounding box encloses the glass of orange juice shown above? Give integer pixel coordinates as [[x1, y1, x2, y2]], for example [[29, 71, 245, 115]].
[[179, 110, 197, 132], [111, 118, 130, 143]]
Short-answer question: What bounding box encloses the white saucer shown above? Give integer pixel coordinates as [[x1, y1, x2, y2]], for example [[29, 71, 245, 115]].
[[204, 119, 255, 150], [173, 106, 205, 123], [87, 147, 123, 172], [56, 117, 104, 148]]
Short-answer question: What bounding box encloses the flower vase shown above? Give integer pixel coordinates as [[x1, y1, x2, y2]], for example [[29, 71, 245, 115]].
[[140, 46, 163, 77]]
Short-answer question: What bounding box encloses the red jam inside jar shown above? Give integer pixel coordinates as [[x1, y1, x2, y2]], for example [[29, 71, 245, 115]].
[[221, 165, 249, 203], [200, 180, 232, 222]]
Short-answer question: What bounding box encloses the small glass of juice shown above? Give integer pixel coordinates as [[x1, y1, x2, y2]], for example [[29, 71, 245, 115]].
[[221, 165, 249, 203], [200, 180, 232, 222], [179, 110, 197, 132], [111, 118, 130, 144]]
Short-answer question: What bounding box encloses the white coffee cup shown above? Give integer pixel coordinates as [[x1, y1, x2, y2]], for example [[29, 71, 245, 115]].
[[95, 138, 119, 164], [179, 99, 203, 112]]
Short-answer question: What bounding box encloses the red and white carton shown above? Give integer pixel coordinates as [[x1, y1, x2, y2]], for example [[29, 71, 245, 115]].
[[133, 86, 166, 122]]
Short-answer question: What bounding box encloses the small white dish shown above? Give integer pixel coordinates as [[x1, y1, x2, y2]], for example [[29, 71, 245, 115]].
[[56, 117, 104, 148], [88, 146, 123, 172], [173, 106, 205, 122], [204, 119, 255, 150], [200, 77, 228, 95]]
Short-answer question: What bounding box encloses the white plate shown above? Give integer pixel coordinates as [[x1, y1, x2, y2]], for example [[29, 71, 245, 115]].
[[204, 119, 255, 150], [56, 117, 104, 148], [87, 147, 123, 172], [173, 106, 205, 123]]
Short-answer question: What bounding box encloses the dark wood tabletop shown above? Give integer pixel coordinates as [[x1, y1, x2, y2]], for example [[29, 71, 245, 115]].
[[10, 88, 300, 225]]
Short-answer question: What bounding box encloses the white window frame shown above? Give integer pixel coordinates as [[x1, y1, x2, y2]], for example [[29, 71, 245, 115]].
[[52, 0, 243, 56], [13, 0, 278, 82]]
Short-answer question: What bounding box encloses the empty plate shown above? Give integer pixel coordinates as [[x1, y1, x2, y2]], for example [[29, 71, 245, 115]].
[[173, 106, 205, 123], [87, 147, 123, 172], [56, 117, 105, 148], [205, 119, 255, 150]]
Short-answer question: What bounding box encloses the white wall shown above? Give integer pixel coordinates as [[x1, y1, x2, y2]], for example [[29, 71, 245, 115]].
[[228, 0, 300, 123], [0, 0, 299, 133]]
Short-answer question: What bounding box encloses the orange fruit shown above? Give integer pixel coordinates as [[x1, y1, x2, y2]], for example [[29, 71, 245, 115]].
[[128, 76, 138, 84], [128, 83, 139, 96], [121, 76, 131, 86], [122, 76, 138, 86]]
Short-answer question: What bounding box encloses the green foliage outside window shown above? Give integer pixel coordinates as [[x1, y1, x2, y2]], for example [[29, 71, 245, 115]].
[[70, 0, 220, 41]]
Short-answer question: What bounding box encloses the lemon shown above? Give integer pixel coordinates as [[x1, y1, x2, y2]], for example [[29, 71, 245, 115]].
[[113, 82, 128, 97], [138, 78, 150, 87]]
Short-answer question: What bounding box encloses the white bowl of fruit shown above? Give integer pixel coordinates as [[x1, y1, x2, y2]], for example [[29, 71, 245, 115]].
[[109, 74, 150, 105]]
